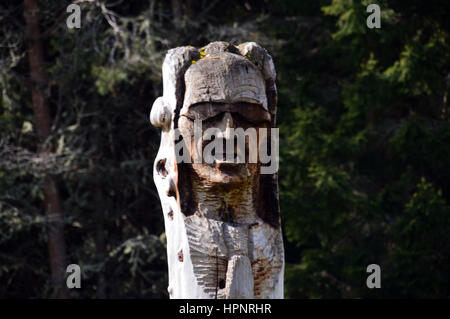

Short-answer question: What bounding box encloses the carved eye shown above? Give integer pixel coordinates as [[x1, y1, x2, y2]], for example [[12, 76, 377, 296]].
[[230, 103, 271, 123], [182, 102, 223, 121], [182, 102, 270, 123]]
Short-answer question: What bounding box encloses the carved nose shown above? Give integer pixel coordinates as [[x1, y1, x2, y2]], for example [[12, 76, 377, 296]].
[[223, 112, 234, 128], [222, 112, 234, 140]]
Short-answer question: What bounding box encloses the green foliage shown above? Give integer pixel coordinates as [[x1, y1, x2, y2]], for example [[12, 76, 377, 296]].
[[92, 66, 128, 96], [275, 0, 450, 298], [387, 178, 450, 297]]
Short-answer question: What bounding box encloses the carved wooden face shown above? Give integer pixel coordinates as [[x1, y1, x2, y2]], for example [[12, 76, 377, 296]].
[[177, 53, 271, 186], [178, 101, 271, 185]]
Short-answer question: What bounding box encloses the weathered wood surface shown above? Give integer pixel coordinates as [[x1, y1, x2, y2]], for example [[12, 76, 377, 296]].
[[150, 41, 284, 299]]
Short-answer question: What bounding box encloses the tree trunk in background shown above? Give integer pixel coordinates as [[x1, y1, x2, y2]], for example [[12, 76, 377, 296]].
[[95, 188, 106, 299], [23, 0, 68, 298]]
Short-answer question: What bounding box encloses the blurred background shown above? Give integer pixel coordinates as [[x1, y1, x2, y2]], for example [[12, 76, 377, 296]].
[[0, 0, 449, 298]]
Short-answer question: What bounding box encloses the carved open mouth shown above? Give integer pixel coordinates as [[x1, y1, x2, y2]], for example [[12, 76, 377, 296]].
[[214, 160, 241, 171], [213, 153, 242, 170], [207, 136, 248, 169]]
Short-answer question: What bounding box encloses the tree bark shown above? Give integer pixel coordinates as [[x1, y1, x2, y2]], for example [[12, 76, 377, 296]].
[[23, 0, 68, 298]]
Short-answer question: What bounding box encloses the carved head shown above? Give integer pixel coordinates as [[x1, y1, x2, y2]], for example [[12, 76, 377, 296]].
[[150, 41, 279, 226]]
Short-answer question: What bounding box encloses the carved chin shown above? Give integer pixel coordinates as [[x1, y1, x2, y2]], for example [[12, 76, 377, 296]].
[[191, 163, 257, 185]]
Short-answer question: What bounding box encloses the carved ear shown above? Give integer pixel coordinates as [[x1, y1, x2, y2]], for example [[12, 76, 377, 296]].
[[150, 96, 171, 129]]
